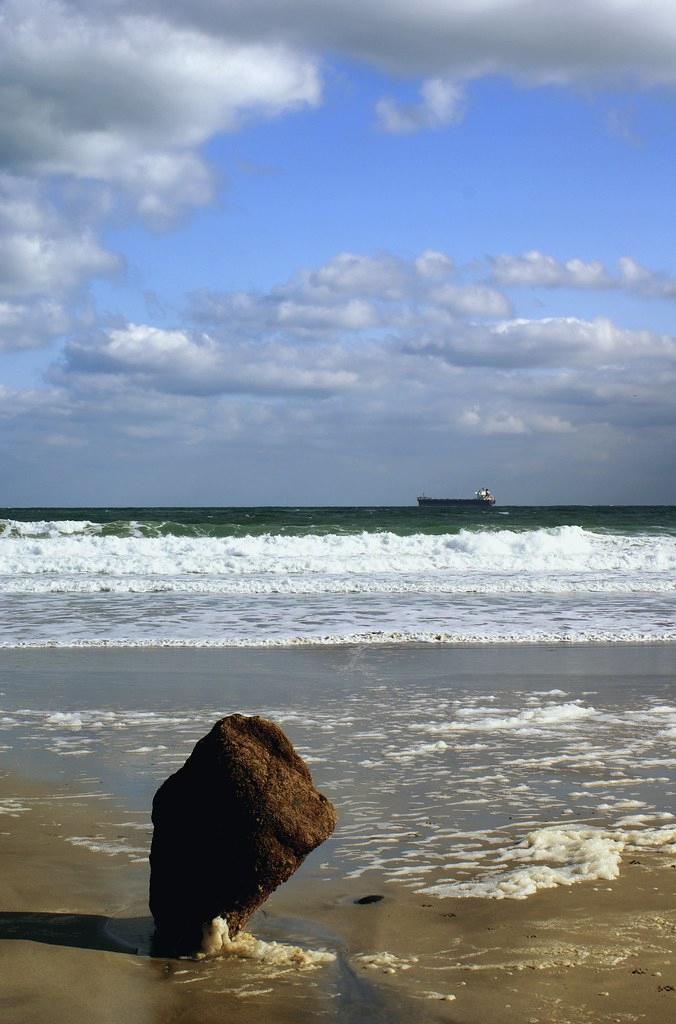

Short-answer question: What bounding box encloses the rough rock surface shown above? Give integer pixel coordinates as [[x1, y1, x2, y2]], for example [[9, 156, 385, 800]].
[[149, 714, 337, 954]]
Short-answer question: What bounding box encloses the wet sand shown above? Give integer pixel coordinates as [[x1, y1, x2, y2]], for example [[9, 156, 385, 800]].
[[0, 643, 675, 1022], [1, 768, 675, 1023], [0, 772, 398, 1024]]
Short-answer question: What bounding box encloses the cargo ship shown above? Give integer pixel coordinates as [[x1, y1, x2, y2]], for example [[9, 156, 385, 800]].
[[417, 487, 495, 508]]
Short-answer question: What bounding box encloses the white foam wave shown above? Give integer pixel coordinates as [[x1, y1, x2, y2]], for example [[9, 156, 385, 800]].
[[428, 702, 599, 734], [200, 917, 335, 968], [0, 628, 675, 649], [0, 518, 103, 538], [0, 574, 673, 596], [354, 951, 419, 973], [420, 823, 676, 900], [0, 526, 674, 596], [0, 798, 30, 817], [46, 711, 83, 730], [66, 835, 148, 858]]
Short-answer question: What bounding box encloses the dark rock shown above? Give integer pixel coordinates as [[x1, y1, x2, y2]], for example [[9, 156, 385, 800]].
[[149, 714, 337, 954], [354, 894, 384, 905]]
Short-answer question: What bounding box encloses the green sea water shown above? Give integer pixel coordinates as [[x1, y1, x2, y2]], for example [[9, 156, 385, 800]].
[[2, 504, 675, 537]]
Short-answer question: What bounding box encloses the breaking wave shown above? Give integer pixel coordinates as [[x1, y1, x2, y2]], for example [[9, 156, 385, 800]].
[[0, 525, 674, 595]]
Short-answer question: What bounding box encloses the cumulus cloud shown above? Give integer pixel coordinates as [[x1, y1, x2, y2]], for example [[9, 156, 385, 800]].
[[0, 174, 119, 350], [376, 78, 465, 133], [1, 4, 674, 500], [0, 174, 118, 350], [491, 250, 676, 304], [0, 299, 69, 352], [492, 251, 611, 289], [277, 299, 379, 332], [491, 315, 659, 362], [0, 0, 320, 222], [415, 250, 455, 280], [0, 176, 120, 298], [296, 252, 411, 301], [0, 217, 119, 300], [618, 256, 676, 299], [4, 273, 674, 503], [144, 1, 676, 86], [47, 252, 676, 456], [187, 252, 676, 375], [60, 323, 358, 397], [3, 2, 674, 226], [189, 248, 510, 336], [2, 1, 676, 234], [2, 0, 676, 348], [20, 300, 672, 505], [430, 283, 512, 317], [405, 313, 676, 369], [0, 228, 114, 297], [0, 383, 61, 417]]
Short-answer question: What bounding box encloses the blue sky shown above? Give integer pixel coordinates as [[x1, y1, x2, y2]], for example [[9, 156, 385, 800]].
[[1, 1, 676, 505]]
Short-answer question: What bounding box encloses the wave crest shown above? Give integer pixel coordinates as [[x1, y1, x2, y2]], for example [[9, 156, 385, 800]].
[[0, 526, 673, 591]]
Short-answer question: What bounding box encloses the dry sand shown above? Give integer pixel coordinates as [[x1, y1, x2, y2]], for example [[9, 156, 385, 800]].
[[1, 769, 675, 1024]]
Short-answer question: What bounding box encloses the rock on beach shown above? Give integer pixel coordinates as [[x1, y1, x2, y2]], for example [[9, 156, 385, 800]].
[[149, 713, 337, 954]]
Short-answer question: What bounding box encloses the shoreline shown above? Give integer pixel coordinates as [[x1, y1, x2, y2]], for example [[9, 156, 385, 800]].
[[1, 767, 675, 1023], [1, 635, 675, 649], [1, 642, 674, 1021]]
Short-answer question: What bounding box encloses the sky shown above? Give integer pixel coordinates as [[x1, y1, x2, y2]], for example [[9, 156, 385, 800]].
[[1, 0, 676, 506]]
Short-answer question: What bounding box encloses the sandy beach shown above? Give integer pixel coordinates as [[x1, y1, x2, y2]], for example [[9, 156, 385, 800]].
[[0, 644, 674, 1022]]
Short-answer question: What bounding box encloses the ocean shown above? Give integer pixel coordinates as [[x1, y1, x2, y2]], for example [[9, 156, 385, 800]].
[[0, 507, 675, 1018], [1, 504, 674, 647]]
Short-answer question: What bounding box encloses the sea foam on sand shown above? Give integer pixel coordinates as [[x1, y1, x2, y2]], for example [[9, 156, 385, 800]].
[[199, 917, 336, 968], [420, 823, 676, 900]]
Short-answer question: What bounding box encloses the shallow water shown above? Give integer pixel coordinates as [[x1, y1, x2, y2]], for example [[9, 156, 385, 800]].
[[0, 645, 673, 901]]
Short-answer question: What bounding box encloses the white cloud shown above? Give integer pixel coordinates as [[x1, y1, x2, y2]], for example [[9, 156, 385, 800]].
[[118, 154, 215, 229], [0, 299, 69, 351], [0, 175, 120, 298], [0, 0, 320, 221], [491, 316, 676, 364], [48, 251, 676, 461], [376, 77, 465, 134], [430, 283, 512, 317], [297, 252, 411, 301], [0, 221, 118, 298], [492, 251, 611, 288], [2, 239, 675, 500], [0, 382, 71, 425], [618, 256, 676, 298], [147, 0, 676, 86], [189, 252, 676, 369], [3, 2, 676, 229], [188, 248, 519, 359], [491, 250, 676, 305], [415, 250, 455, 280], [458, 407, 574, 435], [277, 299, 379, 332], [0, 174, 118, 349], [62, 323, 359, 397], [618, 256, 652, 285], [407, 314, 676, 368], [189, 249, 467, 336], [4, 298, 674, 503]]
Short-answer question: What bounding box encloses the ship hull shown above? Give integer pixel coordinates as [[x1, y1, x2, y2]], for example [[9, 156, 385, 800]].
[[417, 497, 495, 507]]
